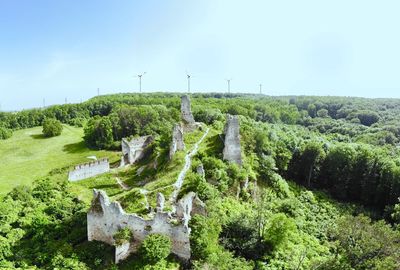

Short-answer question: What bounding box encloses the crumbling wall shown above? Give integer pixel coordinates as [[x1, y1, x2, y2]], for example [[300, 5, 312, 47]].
[[169, 123, 185, 159], [181, 95, 195, 124], [176, 192, 206, 228], [121, 135, 154, 165], [222, 115, 242, 165], [87, 190, 204, 263], [68, 158, 110, 181]]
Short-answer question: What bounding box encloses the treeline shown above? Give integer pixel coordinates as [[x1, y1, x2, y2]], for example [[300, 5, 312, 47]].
[[288, 141, 400, 212], [0, 93, 300, 131]]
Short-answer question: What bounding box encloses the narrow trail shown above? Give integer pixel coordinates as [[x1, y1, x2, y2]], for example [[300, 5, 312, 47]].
[[169, 128, 210, 204]]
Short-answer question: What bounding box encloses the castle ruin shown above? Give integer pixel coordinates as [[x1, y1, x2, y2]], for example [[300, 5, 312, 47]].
[[68, 158, 110, 181], [169, 123, 185, 159], [87, 189, 205, 263], [121, 135, 154, 166], [181, 95, 195, 124], [223, 115, 242, 165]]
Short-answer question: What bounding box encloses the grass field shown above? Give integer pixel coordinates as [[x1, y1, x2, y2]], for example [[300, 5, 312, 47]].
[[0, 125, 119, 196]]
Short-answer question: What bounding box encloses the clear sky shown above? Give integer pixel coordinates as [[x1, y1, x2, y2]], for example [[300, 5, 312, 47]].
[[1, 0, 400, 111]]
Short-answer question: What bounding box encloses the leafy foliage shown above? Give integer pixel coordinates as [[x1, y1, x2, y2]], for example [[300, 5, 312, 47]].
[[0, 127, 12, 140], [42, 118, 63, 137], [139, 234, 171, 265], [113, 228, 133, 246]]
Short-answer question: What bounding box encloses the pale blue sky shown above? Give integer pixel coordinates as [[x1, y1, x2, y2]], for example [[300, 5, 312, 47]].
[[1, 0, 400, 110]]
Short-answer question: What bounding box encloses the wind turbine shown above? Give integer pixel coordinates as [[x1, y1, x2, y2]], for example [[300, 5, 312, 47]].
[[137, 72, 146, 93], [226, 78, 232, 93], [186, 71, 192, 93]]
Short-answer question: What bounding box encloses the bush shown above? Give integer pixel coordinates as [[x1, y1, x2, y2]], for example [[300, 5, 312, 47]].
[[68, 117, 87, 127], [42, 118, 63, 137], [0, 127, 12, 140], [113, 227, 133, 246], [139, 234, 171, 264], [264, 213, 297, 250]]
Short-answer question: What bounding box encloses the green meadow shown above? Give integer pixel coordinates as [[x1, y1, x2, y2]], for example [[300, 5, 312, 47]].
[[0, 125, 118, 196]]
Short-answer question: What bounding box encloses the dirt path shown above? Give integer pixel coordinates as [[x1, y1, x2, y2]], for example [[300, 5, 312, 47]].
[[169, 128, 209, 204]]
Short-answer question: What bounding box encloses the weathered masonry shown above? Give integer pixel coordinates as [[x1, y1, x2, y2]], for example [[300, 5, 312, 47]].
[[181, 95, 195, 124], [223, 114, 242, 165], [68, 158, 110, 181], [169, 123, 185, 159], [87, 189, 205, 263], [121, 135, 154, 166]]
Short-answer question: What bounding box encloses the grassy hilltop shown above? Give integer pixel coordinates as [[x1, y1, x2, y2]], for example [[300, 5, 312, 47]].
[[0, 124, 118, 196]]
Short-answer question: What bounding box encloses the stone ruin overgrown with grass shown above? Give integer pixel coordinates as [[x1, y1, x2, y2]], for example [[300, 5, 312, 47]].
[[85, 95, 242, 264]]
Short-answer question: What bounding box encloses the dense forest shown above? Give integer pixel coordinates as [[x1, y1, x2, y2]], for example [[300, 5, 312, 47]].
[[2, 93, 400, 269]]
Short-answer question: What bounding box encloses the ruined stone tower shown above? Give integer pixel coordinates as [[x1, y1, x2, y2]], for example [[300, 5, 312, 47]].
[[169, 123, 185, 159], [121, 135, 154, 165], [181, 95, 195, 124], [222, 114, 242, 165]]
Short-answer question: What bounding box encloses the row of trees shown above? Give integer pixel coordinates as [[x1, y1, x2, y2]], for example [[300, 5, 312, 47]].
[[288, 141, 400, 211], [83, 105, 179, 149], [0, 93, 301, 132]]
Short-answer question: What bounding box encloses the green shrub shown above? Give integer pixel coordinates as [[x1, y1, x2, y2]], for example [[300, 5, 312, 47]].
[[0, 127, 12, 140], [264, 213, 297, 250], [139, 234, 171, 264], [42, 118, 63, 137], [68, 117, 87, 127], [83, 116, 114, 149], [113, 227, 133, 246]]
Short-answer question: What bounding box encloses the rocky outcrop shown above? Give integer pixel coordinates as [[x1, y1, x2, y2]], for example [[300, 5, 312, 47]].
[[68, 158, 110, 181], [87, 190, 205, 264], [121, 135, 154, 165], [175, 192, 206, 228], [169, 123, 185, 159], [181, 95, 195, 124], [223, 115, 242, 165], [196, 164, 205, 178]]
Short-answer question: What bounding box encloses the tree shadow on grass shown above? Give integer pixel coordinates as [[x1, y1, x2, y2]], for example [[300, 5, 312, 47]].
[[63, 141, 87, 154], [30, 134, 46, 140]]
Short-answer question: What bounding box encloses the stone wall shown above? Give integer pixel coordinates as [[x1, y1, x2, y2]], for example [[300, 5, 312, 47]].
[[169, 123, 185, 159], [68, 158, 110, 181], [181, 95, 195, 124], [223, 115, 242, 165], [87, 189, 205, 263], [121, 135, 154, 165]]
